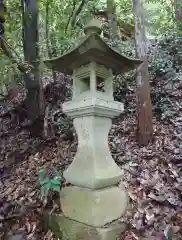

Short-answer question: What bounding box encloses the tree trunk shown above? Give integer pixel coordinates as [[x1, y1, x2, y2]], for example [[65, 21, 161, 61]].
[[175, 0, 182, 20], [132, 0, 153, 146], [107, 0, 118, 40], [45, 1, 57, 82], [0, 0, 6, 37], [175, 0, 182, 65], [21, 0, 44, 136]]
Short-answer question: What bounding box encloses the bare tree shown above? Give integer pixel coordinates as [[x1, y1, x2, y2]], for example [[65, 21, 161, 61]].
[[175, 0, 182, 65], [132, 0, 153, 145], [21, 0, 45, 136]]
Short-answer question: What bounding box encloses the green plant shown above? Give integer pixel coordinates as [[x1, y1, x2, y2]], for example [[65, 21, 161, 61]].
[[38, 167, 62, 201]]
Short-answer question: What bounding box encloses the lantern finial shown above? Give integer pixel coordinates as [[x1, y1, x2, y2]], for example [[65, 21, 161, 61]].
[[84, 18, 102, 35]]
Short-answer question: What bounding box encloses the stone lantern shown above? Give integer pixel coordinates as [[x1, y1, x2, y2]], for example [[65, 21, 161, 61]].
[[44, 19, 142, 240]]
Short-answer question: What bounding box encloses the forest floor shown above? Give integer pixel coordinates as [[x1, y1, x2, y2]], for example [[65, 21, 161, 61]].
[[0, 38, 182, 240]]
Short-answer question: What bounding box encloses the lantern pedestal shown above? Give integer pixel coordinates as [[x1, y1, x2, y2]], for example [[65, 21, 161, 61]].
[[46, 213, 127, 240], [62, 97, 124, 189]]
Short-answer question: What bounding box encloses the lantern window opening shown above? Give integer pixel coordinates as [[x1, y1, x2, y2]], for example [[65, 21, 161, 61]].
[[96, 76, 105, 92], [80, 76, 90, 94]]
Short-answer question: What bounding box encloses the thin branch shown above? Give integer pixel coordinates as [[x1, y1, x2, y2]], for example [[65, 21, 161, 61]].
[[0, 36, 31, 74], [70, 0, 87, 27], [45, 1, 57, 81], [45, 1, 51, 57], [2, 37, 22, 62], [65, 0, 77, 33]]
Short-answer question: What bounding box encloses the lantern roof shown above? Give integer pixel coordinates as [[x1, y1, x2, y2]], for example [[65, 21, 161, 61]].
[[43, 19, 142, 75]]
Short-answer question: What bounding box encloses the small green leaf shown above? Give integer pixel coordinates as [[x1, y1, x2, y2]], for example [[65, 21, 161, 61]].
[[39, 177, 50, 186], [51, 178, 60, 185], [51, 185, 61, 194], [52, 168, 62, 179]]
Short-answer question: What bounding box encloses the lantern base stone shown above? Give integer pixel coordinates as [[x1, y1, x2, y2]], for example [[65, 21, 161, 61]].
[[61, 186, 128, 227], [45, 213, 126, 240]]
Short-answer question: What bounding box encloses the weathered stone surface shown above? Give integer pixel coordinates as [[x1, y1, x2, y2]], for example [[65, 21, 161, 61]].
[[63, 116, 123, 189], [46, 213, 126, 240], [62, 97, 124, 118], [44, 19, 142, 75], [61, 186, 128, 227], [71, 63, 114, 100]]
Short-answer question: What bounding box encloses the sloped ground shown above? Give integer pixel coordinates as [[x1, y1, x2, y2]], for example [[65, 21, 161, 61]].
[[0, 38, 182, 240]]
